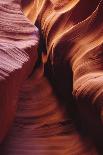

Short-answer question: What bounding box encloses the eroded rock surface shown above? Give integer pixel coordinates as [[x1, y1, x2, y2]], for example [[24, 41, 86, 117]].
[[0, 0, 39, 143], [0, 0, 103, 154]]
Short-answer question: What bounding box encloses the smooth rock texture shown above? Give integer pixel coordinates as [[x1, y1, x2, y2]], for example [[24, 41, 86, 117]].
[[0, 65, 98, 155], [24, 0, 103, 143], [0, 0, 103, 154], [23, 0, 103, 152]]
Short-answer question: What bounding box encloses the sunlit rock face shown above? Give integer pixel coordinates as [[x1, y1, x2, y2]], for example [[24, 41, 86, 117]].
[[0, 0, 103, 154]]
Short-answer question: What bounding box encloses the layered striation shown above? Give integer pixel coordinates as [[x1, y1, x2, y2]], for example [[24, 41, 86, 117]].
[[0, 0, 103, 155], [23, 0, 103, 151], [0, 68, 98, 154], [0, 0, 39, 143], [39, 0, 103, 145]]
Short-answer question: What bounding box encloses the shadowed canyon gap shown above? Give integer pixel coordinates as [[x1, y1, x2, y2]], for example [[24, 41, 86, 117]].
[[0, 0, 103, 154]]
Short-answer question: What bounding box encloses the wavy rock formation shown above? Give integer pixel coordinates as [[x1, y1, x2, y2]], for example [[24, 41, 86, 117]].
[[0, 0, 39, 143], [24, 0, 103, 145], [0, 0, 103, 154]]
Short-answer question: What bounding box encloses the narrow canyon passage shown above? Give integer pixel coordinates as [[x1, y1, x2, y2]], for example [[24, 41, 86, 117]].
[[0, 0, 103, 154]]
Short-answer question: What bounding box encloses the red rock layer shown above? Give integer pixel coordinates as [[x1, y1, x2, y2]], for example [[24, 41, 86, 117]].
[[0, 0, 39, 143], [0, 65, 98, 155], [33, 0, 103, 143], [0, 0, 103, 154], [23, 0, 103, 151]]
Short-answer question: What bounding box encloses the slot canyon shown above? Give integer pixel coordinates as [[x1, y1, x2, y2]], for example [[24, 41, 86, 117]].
[[0, 0, 103, 154]]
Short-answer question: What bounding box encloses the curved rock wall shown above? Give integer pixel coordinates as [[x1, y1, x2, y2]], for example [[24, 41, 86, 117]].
[[0, 0, 103, 154], [25, 0, 103, 145], [0, 0, 39, 143]]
